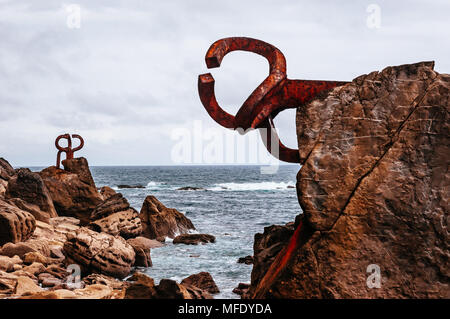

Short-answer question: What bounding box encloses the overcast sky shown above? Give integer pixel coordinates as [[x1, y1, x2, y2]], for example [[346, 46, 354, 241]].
[[0, 0, 449, 166]]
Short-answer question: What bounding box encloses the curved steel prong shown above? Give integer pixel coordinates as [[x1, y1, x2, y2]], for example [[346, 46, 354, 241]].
[[258, 116, 300, 163], [199, 37, 287, 130], [71, 134, 84, 152], [198, 73, 236, 129]]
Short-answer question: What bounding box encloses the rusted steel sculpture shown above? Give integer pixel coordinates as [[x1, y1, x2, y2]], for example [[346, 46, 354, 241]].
[[55, 133, 84, 168], [198, 37, 349, 163]]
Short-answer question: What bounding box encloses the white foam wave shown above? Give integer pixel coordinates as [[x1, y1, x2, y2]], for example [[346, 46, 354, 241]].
[[208, 181, 295, 191]]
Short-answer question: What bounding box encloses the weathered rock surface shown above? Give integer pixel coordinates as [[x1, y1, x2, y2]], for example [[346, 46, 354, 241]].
[[5, 168, 57, 219], [63, 227, 135, 279], [0, 239, 50, 259], [0, 199, 36, 245], [232, 282, 250, 296], [39, 166, 102, 225], [181, 272, 219, 294], [124, 272, 157, 299], [6, 198, 51, 223], [173, 234, 215, 245], [139, 195, 195, 240], [0, 158, 15, 181], [126, 236, 156, 267], [99, 186, 116, 200], [62, 157, 97, 189], [156, 278, 212, 299], [237, 255, 254, 265], [89, 193, 142, 238], [249, 62, 450, 298]]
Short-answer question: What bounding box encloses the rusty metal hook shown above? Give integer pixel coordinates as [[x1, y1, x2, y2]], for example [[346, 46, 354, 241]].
[[55, 133, 84, 168], [198, 37, 349, 163]]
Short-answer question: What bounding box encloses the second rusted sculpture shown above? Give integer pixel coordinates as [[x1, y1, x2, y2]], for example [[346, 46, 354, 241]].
[[198, 37, 348, 163], [55, 133, 84, 168]]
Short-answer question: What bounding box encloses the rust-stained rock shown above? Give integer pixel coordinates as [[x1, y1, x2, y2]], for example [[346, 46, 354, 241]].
[[63, 227, 135, 279], [0, 199, 36, 245], [39, 166, 102, 225], [249, 62, 450, 298], [139, 195, 195, 240], [5, 168, 57, 219]]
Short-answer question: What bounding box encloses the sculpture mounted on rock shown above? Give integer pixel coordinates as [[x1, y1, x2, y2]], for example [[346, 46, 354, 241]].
[[199, 38, 449, 298], [55, 133, 84, 168]]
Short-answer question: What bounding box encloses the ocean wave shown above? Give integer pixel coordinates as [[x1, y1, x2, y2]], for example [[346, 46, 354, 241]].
[[208, 181, 295, 191]]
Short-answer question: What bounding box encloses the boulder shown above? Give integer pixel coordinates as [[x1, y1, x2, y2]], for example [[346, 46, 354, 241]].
[[181, 272, 220, 294], [124, 272, 157, 299], [173, 234, 215, 245], [249, 62, 450, 298], [63, 227, 135, 279], [0, 239, 50, 259], [6, 198, 51, 223], [117, 184, 145, 189], [0, 199, 36, 245], [39, 166, 102, 225], [89, 193, 142, 238], [232, 283, 250, 296], [62, 157, 97, 189], [0, 255, 22, 272], [139, 195, 195, 240], [15, 276, 43, 295], [126, 237, 156, 267], [0, 158, 15, 181], [237, 255, 254, 265], [99, 186, 117, 200], [156, 279, 212, 299], [5, 168, 57, 218]]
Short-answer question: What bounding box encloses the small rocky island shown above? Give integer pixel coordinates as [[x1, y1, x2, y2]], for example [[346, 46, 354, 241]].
[[0, 157, 217, 299]]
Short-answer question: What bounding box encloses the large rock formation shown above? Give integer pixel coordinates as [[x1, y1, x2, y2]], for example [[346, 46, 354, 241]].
[[89, 193, 142, 238], [62, 157, 96, 189], [0, 158, 15, 182], [139, 195, 195, 240], [39, 164, 102, 225], [249, 62, 449, 298], [5, 168, 57, 220], [63, 227, 135, 279], [0, 200, 36, 245]]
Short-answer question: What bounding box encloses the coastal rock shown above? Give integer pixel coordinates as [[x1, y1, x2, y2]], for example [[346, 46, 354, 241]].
[[5, 168, 57, 219], [62, 157, 97, 189], [63, 227, 135, 279], [124, 272, 157, 299], [249, 223, 294, 292], [176, 186, 205, 191], [250, 62, 450, 298], [173, 234, 215, 245], [232, 283, 250, 296], [0, 199, 36, 245], [99, 186, 116, 200], [6, 198, 51, 223], [181, 272, 220, 294], [117, 184, 145, 189], [0, 158, 15, 181], [156, 279, 212, 299], [39, 166, 102, 225], [0, 239, 50, 259], [237, 255, 254, 265], [0, 255, 22, 272], [89, 193, 142, 238], [126, 237, 156, 267], [139, 195, 195, 240], [15, 276, 43, 295]]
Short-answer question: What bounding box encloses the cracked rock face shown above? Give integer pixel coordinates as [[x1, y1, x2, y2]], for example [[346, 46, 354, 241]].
[[250, 62, 449, 298], [39, 165, 102, 225], [0, 199, 36, 245], [63, 227, 135, 279], [89, 193, 142, 239], [139, 195, 195, 240]]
